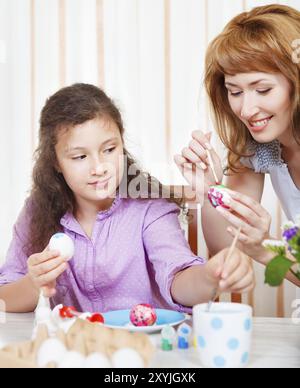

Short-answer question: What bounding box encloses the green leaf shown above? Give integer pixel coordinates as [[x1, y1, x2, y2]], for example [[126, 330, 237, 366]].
[[265, 255, 294, 287], [294, 252, 300, 263]]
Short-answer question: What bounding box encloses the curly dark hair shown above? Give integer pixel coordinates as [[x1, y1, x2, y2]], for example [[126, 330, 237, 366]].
[[25, 83, 183, 256]]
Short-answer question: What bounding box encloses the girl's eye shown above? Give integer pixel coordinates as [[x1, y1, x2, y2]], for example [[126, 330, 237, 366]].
[[257, 88, 272, 95], [72, 155, 87, 160], [104, 147, 116, 154]]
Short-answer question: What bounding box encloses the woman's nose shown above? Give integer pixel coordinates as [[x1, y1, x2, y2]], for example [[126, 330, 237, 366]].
[[240, 94, 260, 120]]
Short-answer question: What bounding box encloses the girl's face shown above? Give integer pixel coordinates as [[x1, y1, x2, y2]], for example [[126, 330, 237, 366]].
[[225, 72, 292, 143], [55, 117, 124, 206]]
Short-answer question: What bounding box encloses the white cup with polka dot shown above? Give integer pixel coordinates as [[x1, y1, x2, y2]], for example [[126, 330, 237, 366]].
[[193, 302, 253, 368]]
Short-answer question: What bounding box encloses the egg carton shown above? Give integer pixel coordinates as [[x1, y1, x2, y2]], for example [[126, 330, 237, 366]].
[[0, 319, 155, 368]]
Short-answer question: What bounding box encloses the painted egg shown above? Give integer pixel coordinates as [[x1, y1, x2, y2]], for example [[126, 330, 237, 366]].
[[208, 185, 231, 209], [130, 304, 157, 327], [49, 233, 75, 261]]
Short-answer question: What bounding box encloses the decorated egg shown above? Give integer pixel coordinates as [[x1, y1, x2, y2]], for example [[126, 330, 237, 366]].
[[208, 185, 231, 209], [83, 353, 112, 368], [111, 348, 144, 368], [37, 338, 67, 367], [129, 304, 157, 327], [49, 233, 75, 261]]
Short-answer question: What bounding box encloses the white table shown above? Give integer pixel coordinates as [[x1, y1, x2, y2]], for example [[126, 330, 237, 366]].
[[0, 314, 299, 368]]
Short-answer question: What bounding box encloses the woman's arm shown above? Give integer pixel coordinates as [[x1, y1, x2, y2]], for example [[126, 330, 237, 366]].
[[258, 250, 300, 287], [202, 168, 265, 256], [176, 130, 298, 287]]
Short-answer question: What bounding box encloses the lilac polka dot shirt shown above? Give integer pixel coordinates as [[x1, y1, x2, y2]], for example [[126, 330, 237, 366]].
[[0, 196, 205, 313]]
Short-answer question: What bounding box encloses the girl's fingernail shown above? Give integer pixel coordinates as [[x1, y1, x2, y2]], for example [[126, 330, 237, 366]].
[[205, 142, 212, 150], [219, 280, 226, 289], [200, 162, 207, 170]]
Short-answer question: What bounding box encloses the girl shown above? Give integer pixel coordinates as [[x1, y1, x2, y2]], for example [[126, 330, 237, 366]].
[[175, 4, 300, 287], [0, 84, 254, 313]]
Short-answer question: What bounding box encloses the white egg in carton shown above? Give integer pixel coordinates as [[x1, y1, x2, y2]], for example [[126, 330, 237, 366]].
[[0, 318, 155, 368]]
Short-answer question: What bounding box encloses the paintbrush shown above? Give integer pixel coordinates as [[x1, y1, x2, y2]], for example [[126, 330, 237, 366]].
[[206, 227, 242, 312]]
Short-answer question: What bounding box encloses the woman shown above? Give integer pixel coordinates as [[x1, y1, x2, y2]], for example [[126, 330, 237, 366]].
[[175, 4, 300, 287]]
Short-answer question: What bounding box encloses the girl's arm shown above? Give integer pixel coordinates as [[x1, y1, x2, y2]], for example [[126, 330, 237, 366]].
[[0, 250, 67, 313], [171, 247, 254, 307], [0, 275, 39, 313]]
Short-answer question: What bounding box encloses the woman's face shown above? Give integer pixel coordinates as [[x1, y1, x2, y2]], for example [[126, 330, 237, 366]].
[[55, 117, 124, 205], [225, 72, 292, 143]]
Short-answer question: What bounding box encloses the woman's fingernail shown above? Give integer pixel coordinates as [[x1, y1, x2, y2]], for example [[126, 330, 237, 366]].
[[216, 206, 226, 213], [222, 197, 231, 206], [200, 162, 207, 170], [205, 142, 212, 150]]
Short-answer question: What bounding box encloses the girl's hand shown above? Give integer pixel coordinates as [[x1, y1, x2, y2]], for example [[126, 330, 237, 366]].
[[206, 247, 255, 294], [215, 190, 272, 263], [27, 249, 68, 298], [174, 131, 223, 194]]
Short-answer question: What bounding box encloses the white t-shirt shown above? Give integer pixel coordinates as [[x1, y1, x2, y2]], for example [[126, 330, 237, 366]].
[[240, 140, 300, 222]]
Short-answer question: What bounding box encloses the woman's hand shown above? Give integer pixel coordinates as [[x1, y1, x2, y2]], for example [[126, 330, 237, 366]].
[[27, 249, 68, 298], [215, 189, 272, 263], [206, 247, 255, 294], [174, 131, 223, 194]]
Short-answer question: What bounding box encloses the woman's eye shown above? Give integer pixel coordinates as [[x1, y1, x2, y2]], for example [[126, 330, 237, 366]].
[[72, 155, 86, 160], [257, 88, 272, 95], [229, 91, 242, 97]]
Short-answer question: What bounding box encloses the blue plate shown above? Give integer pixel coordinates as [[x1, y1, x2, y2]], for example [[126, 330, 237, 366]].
[[102, 309, 187, 333]]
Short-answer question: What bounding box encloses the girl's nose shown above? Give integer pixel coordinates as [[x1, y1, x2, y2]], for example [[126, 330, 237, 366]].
[[90, 158, 108, 177]]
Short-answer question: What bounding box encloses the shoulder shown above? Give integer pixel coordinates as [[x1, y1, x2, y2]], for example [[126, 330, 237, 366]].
[[124, 197, 180, 216], [240, 140, 283, 173], [122, 198, 180, 230], [15, 197, 33, 229]]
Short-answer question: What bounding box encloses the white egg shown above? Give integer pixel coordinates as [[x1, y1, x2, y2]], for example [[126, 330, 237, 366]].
[[111, 348, 144, 368], [49, 233, 75, 261], [37, 339, 67, 367], [58, 351, 85, 368], [83, 353, 112, 368]]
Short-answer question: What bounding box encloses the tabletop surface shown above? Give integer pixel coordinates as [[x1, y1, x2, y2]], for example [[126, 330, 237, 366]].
[[0, 314, 299, 368]]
